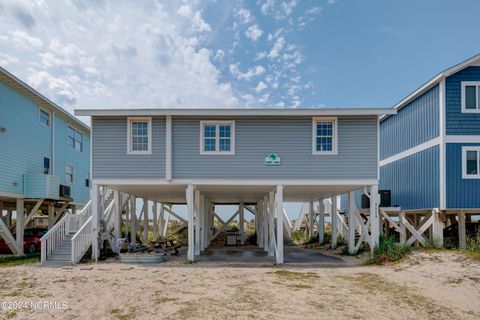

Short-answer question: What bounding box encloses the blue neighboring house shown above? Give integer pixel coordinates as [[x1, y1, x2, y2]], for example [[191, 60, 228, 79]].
[[0, 66, 90, 255]]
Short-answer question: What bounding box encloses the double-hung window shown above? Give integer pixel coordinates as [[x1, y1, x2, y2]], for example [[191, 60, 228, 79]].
[[65, 164, 74, 184], [461, 81, 480, 113], [39, 108, 51, 127], [68, 126, 83, 152], [43, 157, 50, 175], [462, 147, 480, 179], [312, 117, 338, 155], [127, 117, 152, 155], [200, 121, 235, 155]]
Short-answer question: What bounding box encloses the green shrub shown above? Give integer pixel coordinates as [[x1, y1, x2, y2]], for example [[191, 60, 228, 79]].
[[291, 230, 306, 244], [366, 235, 411, 265], [466, 233, 480, 260]]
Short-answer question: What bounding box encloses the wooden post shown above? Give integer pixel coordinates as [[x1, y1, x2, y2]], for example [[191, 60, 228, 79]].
[[113, 191, 121, 254], [125, 195, 130, 237], [257, 200, 263, 248], [142, 199, 148, 244], [318, 199, 325, 244], [16, 199, 24, 256], [152, 202, 158, 241], [458, 211, 467, 250], [309, 200, 314, 239], [276, 185, 284, 264], [48, 204, 55, 229], [331, 195, 338, 249], [399, 211, 406, 244], [194, 190, 201, 256], [186, 185, 194, 261], [268, 191, 275, 257], [91, 185, 100, 261], [199, 195, 204, 251], [369, 184, 380, 251], [263, 196, 269, 252], [239, 202, 245, 245], [432, 209, 444, 247], [348, 191, 356, 254], [130, 195, 137, 245]]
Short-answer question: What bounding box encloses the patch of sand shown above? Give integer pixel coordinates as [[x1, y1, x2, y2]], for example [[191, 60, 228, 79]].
[[0, 251, 479, 319]]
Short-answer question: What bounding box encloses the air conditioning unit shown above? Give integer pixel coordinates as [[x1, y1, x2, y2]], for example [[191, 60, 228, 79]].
[[361, 190, 392, 208], [59, 185, 71, 197]]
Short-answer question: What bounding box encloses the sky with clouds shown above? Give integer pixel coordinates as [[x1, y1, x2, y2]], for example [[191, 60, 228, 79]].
[[1, 0, 480, 120]]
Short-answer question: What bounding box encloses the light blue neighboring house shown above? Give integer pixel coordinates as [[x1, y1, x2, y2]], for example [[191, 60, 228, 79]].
[[0, 66, 90, 246]]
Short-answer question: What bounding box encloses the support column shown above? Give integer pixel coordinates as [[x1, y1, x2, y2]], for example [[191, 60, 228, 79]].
[[48, 204, 55, 229], [268, 191, 275, 257], [257, 200, 263, 248], [318, 199, 325, 244], [239, 202, 245, 245], [130, 195, 137, 245], [16, 199, 24, 256], [142, 198, 148, 244], [186, 185, 195, 261], [113, 191, 121, 254], [275, 185, 284, 264], [263, 196, 269, 252], [432, 209, 444, 247], [91, 185, 100, 261], [309, 200, 314, 239], [331, 195, 338, 249], [458, 211, 466, 250], [369, 184, 380, 251], [194, 190, 201, 256], [199, 195, 204, 251], [7, 210, 12, 228], [152, 202, 158, 241], [348, 191, 356, 254], [399, 211, 406, 244]]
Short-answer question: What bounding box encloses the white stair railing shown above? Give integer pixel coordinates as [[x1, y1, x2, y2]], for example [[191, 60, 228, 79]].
[[40, 213, 71, 264], [71, 216, 93, 265], [282, 208, 292, 238]]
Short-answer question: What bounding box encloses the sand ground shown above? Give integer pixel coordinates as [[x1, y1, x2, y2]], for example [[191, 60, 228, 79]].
[[0, 250, 479, 320]]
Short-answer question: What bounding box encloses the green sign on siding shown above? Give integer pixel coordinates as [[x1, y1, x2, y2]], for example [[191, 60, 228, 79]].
[[265, 153, 280, 166]]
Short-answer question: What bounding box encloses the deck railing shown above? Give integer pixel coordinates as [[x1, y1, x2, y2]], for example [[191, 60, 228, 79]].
[[71, 216, 93, 265], [40, 213, 71, 264]]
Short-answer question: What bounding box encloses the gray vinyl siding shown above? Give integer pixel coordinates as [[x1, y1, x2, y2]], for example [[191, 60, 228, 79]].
[[172, 116, 378, 180], [92, 116, 166, 179]]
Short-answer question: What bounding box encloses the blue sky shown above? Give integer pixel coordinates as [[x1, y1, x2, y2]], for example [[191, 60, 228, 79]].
[[1, 0, 480, 118]]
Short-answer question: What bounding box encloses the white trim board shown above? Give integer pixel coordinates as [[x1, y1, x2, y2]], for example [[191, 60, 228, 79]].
[[75, 108, 396, 117], [439, 79, 446, 210], [445, 135, 480, 143], [380, 137, 441, 167], [92, 178, 379, 186]]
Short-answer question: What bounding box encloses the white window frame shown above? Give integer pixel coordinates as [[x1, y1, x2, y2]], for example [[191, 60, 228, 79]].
[[462, 146, 480, 179], [461, 81, 480, 113], [39, 107, 51, 127], [127, 117, 152, 155], [65, 163, 74, 184], [312, 117, 338, 155], [200, 120, 235, 155], [67, 126, 84, 152]]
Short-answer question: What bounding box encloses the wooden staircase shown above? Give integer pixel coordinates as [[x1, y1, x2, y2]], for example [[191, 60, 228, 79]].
[[41, 233, 76, 266]]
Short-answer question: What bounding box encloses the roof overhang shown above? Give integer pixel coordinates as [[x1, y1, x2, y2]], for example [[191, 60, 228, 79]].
[[75, 107, 396, 117], [0, 66, 90, 132], [382, 53, 480, 121]]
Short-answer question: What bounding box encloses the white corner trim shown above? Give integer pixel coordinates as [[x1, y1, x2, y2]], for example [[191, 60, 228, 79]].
[[379, 137, 441, 167], [199, 120, 235, 155], [127, 117, 152, 155], [439, 79, 446, 209], [312, 117, 338, 155], [461, 81, 480, 113], [165, 115, 172, 180], [461, 146, 480, 179], [445, 135, 480, 143]]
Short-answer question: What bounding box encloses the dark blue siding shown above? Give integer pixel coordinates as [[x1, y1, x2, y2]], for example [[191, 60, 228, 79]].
[[380, 85, 439, 160], [446, 66, 480, 135], [380, 146, 439, 210], [446, 143, 480, 209]]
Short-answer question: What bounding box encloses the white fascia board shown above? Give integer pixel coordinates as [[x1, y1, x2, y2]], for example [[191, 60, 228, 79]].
[[75, 108, 396, 117], [379, 137, 441, 167], [93, 179, 378, 186]]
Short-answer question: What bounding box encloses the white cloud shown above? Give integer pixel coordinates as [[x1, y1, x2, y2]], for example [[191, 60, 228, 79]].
[[245, 25, 263, 42], [234, 8, 253, 24], [327, 0, 338, 5], [229, 64, 266, 81], [0, 53, 19, 66], [214, 49, 225, 62], [177, 4, 212, 33], [267, 37, 285, 59], [9, 30, 43, 48], [306, 6, 322, 14], [260, 0, 275, 15], [255, 81, 267, 93]]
